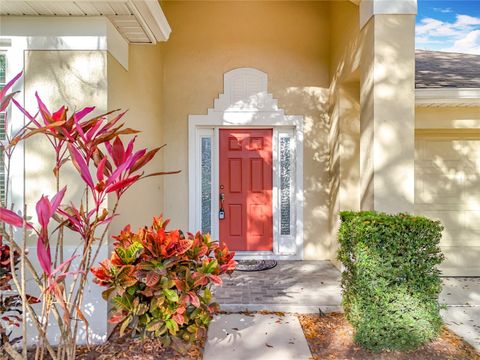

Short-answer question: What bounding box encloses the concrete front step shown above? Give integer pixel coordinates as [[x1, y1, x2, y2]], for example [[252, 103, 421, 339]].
[[214, 261, 343, 311], [219, 304, 342, 314]]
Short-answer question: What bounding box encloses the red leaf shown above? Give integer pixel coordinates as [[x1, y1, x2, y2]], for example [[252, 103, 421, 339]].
[[96, 157, 107, 182], [12, 98, 41, 127], [0, 208, 32, 229], [74, 106, 95, 122], [125, 136, 136, 160], [209, 275, 223, 285], [85, 118, 103, 141], [68, 144, 94, 189], [50, 187, 67, 214], [174, 279, 185, 292], [36, 196, 51, 229], [37, 237, 52, 275], [26, 295, 41, 304], [142, 170, 181, 179], [105, 175, 140, 194], [52, 106, 66, 122], [129, 146, 164, 173], [35, 92, 52, 125], [50, 254, 78, 277], [112, 136, 125, 167], [193, 275, 208, 287], [109, 312, 126, 324], [145, 271, 160, 287], [172, 313, 185, 326], [0, 92, 19, 113], [0, 71, 22, 111], [105, 157, 131, 186], [189, 291, 201, 308]]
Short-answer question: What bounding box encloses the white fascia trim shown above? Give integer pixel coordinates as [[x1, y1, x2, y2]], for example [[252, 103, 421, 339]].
[[0, 16, 128, 69], [106, 18, 129, 69], [128, 0, 171, 42], [360, 0, 417, 28], [416, 88, 480, 107]]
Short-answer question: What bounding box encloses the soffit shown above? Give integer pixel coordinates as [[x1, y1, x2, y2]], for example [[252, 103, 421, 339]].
[[0, 0, 170, 43]]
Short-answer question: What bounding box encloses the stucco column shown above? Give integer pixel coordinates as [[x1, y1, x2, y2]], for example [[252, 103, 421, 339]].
[[359, 10, 416, 213]]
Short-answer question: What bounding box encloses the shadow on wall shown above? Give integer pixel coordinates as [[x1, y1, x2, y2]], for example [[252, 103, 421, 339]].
[[25, 40, 107, 109], [327, 24, 480, 287], [277, 86, 331, 260], [415, 136, 480, 271], [329, 13, 479, 271], [12, 48, 110, 345], [22, 49, 108, 244]]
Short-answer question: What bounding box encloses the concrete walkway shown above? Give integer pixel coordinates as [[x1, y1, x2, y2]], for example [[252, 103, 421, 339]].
[[440, 277, 480, 351], [203, 313, 311, 360]]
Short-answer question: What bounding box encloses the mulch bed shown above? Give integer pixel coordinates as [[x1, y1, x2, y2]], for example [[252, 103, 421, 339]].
[[298, 312, 480, 360], [25, 329, 204, 360], [75, 330, 204, 360]]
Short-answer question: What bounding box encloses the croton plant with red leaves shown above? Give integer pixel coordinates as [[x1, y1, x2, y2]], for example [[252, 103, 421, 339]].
[[91, 216, 236, 348]]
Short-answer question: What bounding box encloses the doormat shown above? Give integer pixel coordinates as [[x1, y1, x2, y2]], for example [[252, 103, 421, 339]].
[[236, 260, 277, 272]]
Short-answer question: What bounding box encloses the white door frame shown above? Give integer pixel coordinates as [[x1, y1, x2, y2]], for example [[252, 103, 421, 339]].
[[188, 68, 304, 260]]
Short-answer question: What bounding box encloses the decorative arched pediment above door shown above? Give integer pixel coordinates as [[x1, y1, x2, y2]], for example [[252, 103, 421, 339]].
[[211, 68, 280, 113]]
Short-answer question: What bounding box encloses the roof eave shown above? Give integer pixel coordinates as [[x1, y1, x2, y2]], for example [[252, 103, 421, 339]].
[[127, 0, 171, 43]]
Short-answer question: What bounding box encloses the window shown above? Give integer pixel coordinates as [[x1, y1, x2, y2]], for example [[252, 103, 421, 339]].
[[201, 136, 212, 234], [279, 134, 292, 235], [276, 129, 297, 255], [279, 136, 291, 235], [0, 53, 6, 206]]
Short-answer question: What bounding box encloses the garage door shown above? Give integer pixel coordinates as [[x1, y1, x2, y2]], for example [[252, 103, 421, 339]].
[[415, 135, 480, 276]]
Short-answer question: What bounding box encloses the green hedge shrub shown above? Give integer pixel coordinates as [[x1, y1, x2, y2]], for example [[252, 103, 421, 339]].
[[338, 211, 445, 351]]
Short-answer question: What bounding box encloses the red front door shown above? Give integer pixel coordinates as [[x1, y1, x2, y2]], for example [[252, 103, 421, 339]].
[[219, 129, 273, 251]]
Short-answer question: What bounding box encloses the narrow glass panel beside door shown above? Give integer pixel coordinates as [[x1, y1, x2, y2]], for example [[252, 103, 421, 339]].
[[201, 137, 212, 234], [280, 136, 291, 236]]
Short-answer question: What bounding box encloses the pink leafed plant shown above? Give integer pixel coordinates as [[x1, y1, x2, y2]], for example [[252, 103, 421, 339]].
[[0, 71, 179, 360]]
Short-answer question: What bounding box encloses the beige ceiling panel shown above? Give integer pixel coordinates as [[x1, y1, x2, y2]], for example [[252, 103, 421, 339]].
[[90, 1, 116, 16], [107, 1, 131, 16], [72, 1, 100, 15], [1, 1, 37, 15], [45, 2, 84, 16], [25, 1, 54, 15]]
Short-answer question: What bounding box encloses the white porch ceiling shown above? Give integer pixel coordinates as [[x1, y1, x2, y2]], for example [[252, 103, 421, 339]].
[[0, 1, 171, 44]]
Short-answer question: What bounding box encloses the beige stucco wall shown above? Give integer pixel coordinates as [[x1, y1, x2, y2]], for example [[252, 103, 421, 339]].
[[24, 50, 108, 246], [23, 46, 166, 243], [161, 0, 331, 259], [329, 1, 361, 85], [338, 83, 361, 212], [107, 45, 165, 237], [327, 1, 361, 263], [416, 107, 480, 129], [327, 5, 417, 261], [360, 14, 416, 213], [23, 50, 109, 344]]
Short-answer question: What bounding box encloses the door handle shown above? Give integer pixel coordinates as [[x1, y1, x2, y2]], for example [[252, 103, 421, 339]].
[[219, 192, 225, 220]]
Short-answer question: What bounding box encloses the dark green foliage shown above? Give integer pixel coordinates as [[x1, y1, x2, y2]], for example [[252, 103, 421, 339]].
[[338, 211, 445, 351]]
